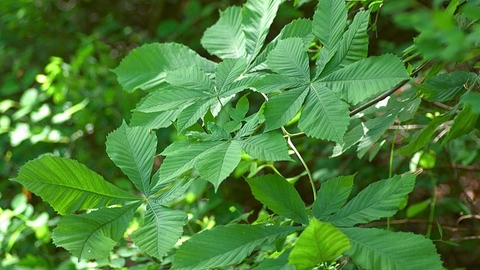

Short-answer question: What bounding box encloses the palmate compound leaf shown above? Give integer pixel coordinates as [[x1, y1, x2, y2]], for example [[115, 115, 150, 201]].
[[52, 202, 141, 260], [12, 155, 140, 215], [298, 83, 350, 142], [132, 202, 187, 260], [172, 224, 302, 270], [318, 54, 410, 105], [113, 43, 216, 93], [341, 227, 443, 270], [106, 121, 157, 196], [247, 174, 309, 224], [312, 174, 355, 220], [324, 173, 416, 227], [289, 218, 351, 270], [237, 132, 293, 162]]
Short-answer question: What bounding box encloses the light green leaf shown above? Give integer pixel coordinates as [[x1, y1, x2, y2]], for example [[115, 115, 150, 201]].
[[12, 155, 139, 215], [166, 65, 214, 92], [113, 43, 216, 93], [251, 75, 306, 93], [201, 6, 246, 59], [442, 104, 479, 145], [357, 110, 399, 158], [320, 10, 370, 76], [135, 87, 205, 113], [312, 0, 347, 50], [289, 219, 351, 270], [313, 174, 355, 220], [264, 87, 308, 131], [253, 249, 294, 270], [216, 58, 247, 95], [341, 227, 443, 270], [197, 141, 242, 190], [237, 133, 292, 161], [151, 178, 192, 205], [132, 203, 187, 260], [242, 0, 282, 63], [247, 174, 308, 224], [319, 54, 410, 105], [267, 38, 310, 80], [299, 83, 350, 142], [157, 140, 223, 183], [176, 99, 215, 132], [130, 109, 181, 130], [52, 203, 139, 260], [419, 71, 476, 102], [325, 173, 416, 227], [173, 224, 301, 270], [106, 122, 157, 195]]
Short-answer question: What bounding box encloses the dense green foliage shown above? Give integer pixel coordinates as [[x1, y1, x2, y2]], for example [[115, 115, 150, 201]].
[[3, 0, 480, 269]]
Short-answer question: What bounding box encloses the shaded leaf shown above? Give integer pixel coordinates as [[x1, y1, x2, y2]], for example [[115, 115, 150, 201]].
[[442, 104, 479, 145], [247, 174, 308, 224], [357, 110, 399, 158], [419, 71, 476, 102]]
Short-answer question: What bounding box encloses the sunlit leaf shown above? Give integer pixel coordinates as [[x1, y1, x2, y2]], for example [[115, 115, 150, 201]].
[[237, 133, 292, 161], [267, 38, 310, 80]]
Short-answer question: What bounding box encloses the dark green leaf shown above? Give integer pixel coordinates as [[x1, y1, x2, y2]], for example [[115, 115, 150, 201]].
[[419, 71, 476, 102], [313, 174, 355, 220]]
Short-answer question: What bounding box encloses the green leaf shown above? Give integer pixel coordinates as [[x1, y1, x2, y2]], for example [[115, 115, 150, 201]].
[[319, 54, 410, 105], [312, 0, 347, 50], [201, 6, 246, 59], [151, 178, 192, 205], [106, 122, 157, 195], [52, 202, 139, 260], [331, 121, 366, 157], [357, 110, 399, 158], [419, 71, 477, 102], [113, 43, 216, 93], [264, 87, 308, 131], [12, 155, 139, 215], [132, 203, 187, 260], [173, 224, 301, 270], [267, 38, 310, 80], [215, 58, 247, 95], [135, 87, 205, 113], [247, 174, 309, 224], [166, 65, 214, 92], [461, 93, 480, 113], [157, 140, 223, 183], [251, 75, 306, 93], [325, 173, 416, 227], [442, 104, 479, 145], [312, 174, 355, 220], [176, 99, 215, 132], [242, 0, 282, 63], [289, 219, 351, 270], [320, 10, 370, 76], [341, 227, 443, 270], [196, 141, 242, 190], [130, 109, 181, 130], [237, 133, 292, 161], [298, 83, 350, 142], [253, 249, 294, 270]]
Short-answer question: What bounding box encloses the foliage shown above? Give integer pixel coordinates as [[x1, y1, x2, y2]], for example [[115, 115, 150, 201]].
[[6, 0, 480, 269]]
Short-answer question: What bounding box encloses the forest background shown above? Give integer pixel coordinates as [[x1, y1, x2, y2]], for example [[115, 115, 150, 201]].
[[1, 0, 479, 269]]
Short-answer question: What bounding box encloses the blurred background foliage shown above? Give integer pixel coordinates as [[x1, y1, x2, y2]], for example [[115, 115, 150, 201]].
[[1, 0, 479, 269]]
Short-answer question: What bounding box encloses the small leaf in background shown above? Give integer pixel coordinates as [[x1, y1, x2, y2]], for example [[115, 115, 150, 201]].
[[419, 71, 476, 102], [406, 199, 431, 218], [12, 155, 140, 215], [289, 219, 350, 270], [341, 227, 443, 270], [106, 121, 157, 195], [52, 202, 140, 260], [313, 174, 355, 220], [442, 104, 479, 145], [172, 224, 301, 270], [247, 174, 309, 224]]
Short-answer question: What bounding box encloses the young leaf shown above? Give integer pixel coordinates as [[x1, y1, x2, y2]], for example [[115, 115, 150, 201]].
[[264, 86, 308, 131], [289, 219, 351, 270], [113, 43, 216, 93], [267, 38, 310, 80], [132, 203, 187, 260], [318, 54, 410, 105], [237, 132, 292, 161], [12, 155, 139, 215], [196, 141, 242, 190], [52, 202, 140, 260], [312, 174, 355, 220], [325, 173, 416, 227], [106, 122, 157, 195], [201, 6, 246, 59], [298, 83, 350, 142], [247, 174, 309, 224], [172, 224, 301, 269], [242, 0, 282, 63], [419, 71, 476, 102], [312, 0, 347, 50], [341, 227, 443, 270]]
